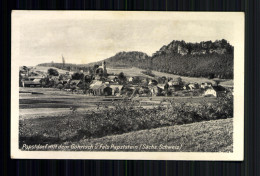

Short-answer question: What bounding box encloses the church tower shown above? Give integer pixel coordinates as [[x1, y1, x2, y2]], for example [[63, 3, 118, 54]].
[[102, 61, 107, 76]]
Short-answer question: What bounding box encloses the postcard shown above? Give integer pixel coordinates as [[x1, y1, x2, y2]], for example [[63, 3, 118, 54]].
[[11, 11, 244, 160]]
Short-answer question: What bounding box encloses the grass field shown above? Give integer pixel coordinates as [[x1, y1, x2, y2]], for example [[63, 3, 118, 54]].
[[20, 118, 233, 152], [75, 118, 233, 152], [107, 67, 233, 86], [19, 87, 217, 118]]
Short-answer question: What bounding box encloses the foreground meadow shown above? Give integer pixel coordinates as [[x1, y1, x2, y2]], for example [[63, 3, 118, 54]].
[[19, 92, 233, 152], [74, 118, 233, 152]]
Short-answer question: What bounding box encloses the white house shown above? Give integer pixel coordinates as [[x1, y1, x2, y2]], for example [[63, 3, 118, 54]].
[[128, 77, 134, 82], [204, 88, 217, 97], [204, 86, 226, 97]]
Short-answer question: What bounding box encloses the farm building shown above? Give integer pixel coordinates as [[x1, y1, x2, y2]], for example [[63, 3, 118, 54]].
[[204, 86, 226, 97], [89, 84, 112, 96], [109, 85, 124, 95], [22, 79, 41, 87]]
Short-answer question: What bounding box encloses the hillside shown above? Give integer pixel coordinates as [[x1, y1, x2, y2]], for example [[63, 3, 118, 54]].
[[87, 51, 150, 68], [38, 39, 234, 79], [88, 39, 234, 79], [73, 118, 233, 152]]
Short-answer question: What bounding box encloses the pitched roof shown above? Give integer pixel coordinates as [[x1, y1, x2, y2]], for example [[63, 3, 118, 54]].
[[23, 81, 41, 85], [90, 81, 104, 88], [90, 84, 107, 90], [157, 84, 166, 89], [109, 85, 124, 90], [108, 76, 118, 79]]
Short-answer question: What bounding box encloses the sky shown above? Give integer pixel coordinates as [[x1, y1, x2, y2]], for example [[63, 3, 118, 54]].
[[13, 12, 235, 66]]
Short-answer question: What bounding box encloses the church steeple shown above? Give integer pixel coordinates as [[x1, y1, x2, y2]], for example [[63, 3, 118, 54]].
[[62, 54, 65, 69], [102, 61, 107, 76]]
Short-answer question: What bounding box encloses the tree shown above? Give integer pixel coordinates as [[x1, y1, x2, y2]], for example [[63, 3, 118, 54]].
[[19, 72, 23, 87], [84, 75, 93, 83], [70, 84, 77, 93], [213, 80, 222, 86], [132, 76, 142, 85], [40, 78, 50, 87], [22, 66, 30, 76], [57, 84, 63, 90], [47, 79, 55, 87], [93, 65, 99, 71], [208, 73, 215, 79], [59, 75, 64, 81], [118, 72, 126, 83], [175, 77, 184, 86], [48, 68, 59, 76], [72, 72, 84, 80]]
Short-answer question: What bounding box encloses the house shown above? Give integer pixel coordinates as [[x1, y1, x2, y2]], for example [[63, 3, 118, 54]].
[[183, 84, 188, 90], [201, 82, 212, 89], [103, 87, 113, 96], [148, 79, 158, 86], [168, 80, 180, 87], [157, 83, 169, 91], [22, 80, 41, 87], [89, 84, 110, 96], [109, 85, 124, 95], [169, 85, 181, 92], [107, 76, 119, 83], [89, 80, 103, 88], [204, 87, 217, 97], [22, 77, 42, 87], [188, 83, 199, 90], [149, 86, 163, 96], [128, 77, 134, 82], [204, 86, 226, 97], [50, 76, 60, 80]]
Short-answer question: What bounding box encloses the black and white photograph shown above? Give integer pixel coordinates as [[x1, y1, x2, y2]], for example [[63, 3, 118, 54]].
[[11, 11, 244, 160]]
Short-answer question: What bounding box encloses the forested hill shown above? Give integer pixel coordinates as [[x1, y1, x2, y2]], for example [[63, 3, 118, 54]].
[[87, 51, 150, 68], [149, 39, 234, 79], [38, 39, 234, 79], [95, 39, 234, 79]]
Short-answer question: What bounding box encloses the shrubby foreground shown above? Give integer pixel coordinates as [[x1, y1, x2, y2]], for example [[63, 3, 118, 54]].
[[19, 93, 233, 151]]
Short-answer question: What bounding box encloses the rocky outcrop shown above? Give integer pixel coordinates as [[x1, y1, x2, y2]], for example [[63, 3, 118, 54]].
[[151, 39, 233, 57]]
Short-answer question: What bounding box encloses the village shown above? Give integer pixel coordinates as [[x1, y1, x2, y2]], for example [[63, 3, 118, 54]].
[[19, 61, 233, 99]]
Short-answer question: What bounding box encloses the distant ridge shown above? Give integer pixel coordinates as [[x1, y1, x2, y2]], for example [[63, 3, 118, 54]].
[[38, 39, 234, 79]]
